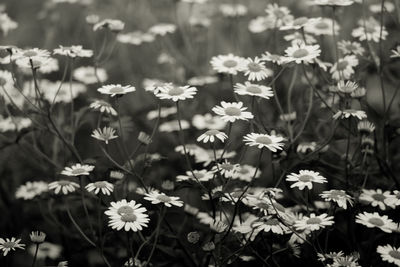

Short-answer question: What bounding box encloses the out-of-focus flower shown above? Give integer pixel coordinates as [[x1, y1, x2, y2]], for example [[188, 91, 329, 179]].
[[148, 23, 176, 36], [30, 231, 46, 244], [0, 12, 18, 35], [93, 19, 125, 32], [159, 120, 190, 132], [338, 40, 365, 56], [146, 106, 176, 120], [104, 199, 150, 231], [97, 84, 136, 97], [0, 116, 32, 132], [176, 169, 214, 182], [144, 192, 183, 207], [53, 45, 93, 58], [264, 3, 293, 28], [309, 0, 354, 6], [352, 17, 387, 43], [330, 55, 359, 80], [333, 109, 367, 120], [391, 46, 400, 59], [219, 4, 247, 17], [73, 66, 108, 84], [320, 190, 353, 209], [304, 18, 339, 36], [16, 181, 48, 200], [28, 242, 62, 260], [192, 113, 226, 130], [187, 76, 218, 86]]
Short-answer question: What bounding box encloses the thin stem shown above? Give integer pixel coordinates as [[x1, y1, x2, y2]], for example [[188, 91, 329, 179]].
[[31, 244, 39, 267]]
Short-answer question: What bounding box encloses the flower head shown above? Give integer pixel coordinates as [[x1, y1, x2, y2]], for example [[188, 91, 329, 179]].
[[377, 245, 400, 266], [320, 190, 353, 209], [85, 181, 114, 195], [61, 163, 95, 176], [355, 212, 396, 233], [0, 237, 25, 256], [15, 181, 48, 200], [234, 82, 273, 99], [294, 213, 334, 232], [90, 100, 117, 116], [105, 199, 150, 231], [286, 170, 327, 190], [212, 101, 254, 123], [156, 83, 197, 102], [48, 180, 80, 195], [242, 57, 272, 81], [91, 127, 118, 144], [243, 133, 285, 152], [97, 84, 136, 97], [144, 192, 184, 207], [210, 54, 246, 75], [284, 41, 321, 64], [197, 129, 228, 143]]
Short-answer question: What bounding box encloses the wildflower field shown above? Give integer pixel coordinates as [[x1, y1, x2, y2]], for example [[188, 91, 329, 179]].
[[1, 0, 400, 266]]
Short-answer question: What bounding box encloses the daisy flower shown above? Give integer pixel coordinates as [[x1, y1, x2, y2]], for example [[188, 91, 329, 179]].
[[156, 83, 197, 102], [159, 120, 190, 132], [85, 181, 114, 195], [243, 133, 285, 152], [29, 231, 46, 244], [148, 23, 176, 36], [0, 13, 18, 36], [284, 32, 317, 45], [377, 245, 400, 266], [294, 213, 334, 232], [97, 84, 136, 97], [320, 190, 353, 209], [304, 18, 339, 36], [104, 199, 149, 231], [333, 109, 367, 120], [242, 57, 272, 81], [197, 129, 228, 143], [192, 113, 227, 130], [210, 54, 246, 75], [338, 40, 365, 56], [232, 164, 260, 182], [61, 163, 94, 176], [359, 189, 395, 210], [14, 48, 51, 59], [286, 170, 327, 190], [146, 106, 177, 120], [355, 212, 396, 233], [187, 76, 218, 86], [73, 66, 108, 84], [309, 0, 354, 6], [0, 237, 25, 256], [251, 216, 289, 235], [386, 190, 400, 207], [53, 45, 93, 58], [330, 55, 359, 80], [48, 180, 80, 195], [264, 3, 293, 28], [248, 16, 274, 33], [261, 51, 285, 65], [15, 181, 48, 200], [176, 169, 214, 182], [219, 4, 248, 17], [357, 120, 375, 134], [89, 100, 117, 116], [352, 17, 388, 43], [280, 17, 319, 31], [212, 160, 240, 178], [93, 19, 125, 32], [144, 191, 184, 207], [234, 82, 273, 99], [212, 101, 253, 123], [284, 41, 321, 64], [336, 80, 359, 94], [91, 127, 118, 144]]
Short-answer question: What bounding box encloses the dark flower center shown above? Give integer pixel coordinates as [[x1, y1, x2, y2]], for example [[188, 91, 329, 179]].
[[168, 87, 184, 96], [223, 60, 238, 68], [224, 107, 241, 116], [368, 217, 384, 226], [306, 217, 322, 224], [372, 193, 386, 202], [255, 136, 272, 145], [292, 49, 309, 58], [389, 250, 400, 260], [109, 86, 125, 94], [298, 175, 313, 182], [156, 195, 172, 202], [246, 86, 262, 94], [247, 62, 262, 72]]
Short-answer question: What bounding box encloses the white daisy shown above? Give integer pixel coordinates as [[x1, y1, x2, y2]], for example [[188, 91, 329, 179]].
[[338, 40, 365, 56], [91, 127, 118, 144], [93, 19, 125, 32], [144, 191, 184, 207], [320, 190, 353, 210], [264, 3, 293, 28], [15, 181, 49, 200], [294, 213, 334, 232], [48, 180, 80, 195], [176, 169, 214, 182], [97, 84, 136, 97], [359, 189, 395, 210], [333, 109, 367, 120], [286, 170, 327, 190], [85, 181, 114, 195], [234, 82, 273, 99], [210, 54, 246, 75], [192, 113, 227, 130], [355, 212, 396, 233], [104, 199, 149, 231], [377, 245, 400, 266], [148, 23, 176, 36], [146, 106, 177, 120], [212, 101, 254, 123], [197, 129, 228, 143], [232, 164, 260, 182], [53, 45, 93, 58], [73, 66, 108, 84], [159, 120, 190, 132], [304, 18, 339, 36], [385, 190, 400, 207], [243, 133, 285, 152], [156, 83, 197, 102], [0, 237, 25, 256], [251, 216, 289, 235], [352, 17, 388, 43], [212, 160, 240, 178], [330, 55, 359, 80], [336, 80, 359, 94], [284, 41, 321, 64], [242, 57, 272, 81], [90, 100, 117, 116], [61, 163, 95, 176]]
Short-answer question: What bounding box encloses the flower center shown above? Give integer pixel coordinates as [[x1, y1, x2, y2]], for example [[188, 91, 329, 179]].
[[156, 195, 172, 202], [255, 136, 272, 145], [389, 250, 400, 260], [23, 51, 38, 57], [336, 60, 348, 71], [121, 213, 137, 222], [94, 181, 107, 188], [168, 87, 184, 96], [293, 17, 308, 26], [109, 86, 126, 94], [71, 168, 86, 175], [246, 86, 262, 94], [247, 62, 262, 72], [273, 9, 286, 18], [58, 180, 71, 186], [365, 25, 376, 34], [220, 163, 234, 171], [0, 77, 7, 86], [292, 49, 309, 58], [223, 59, 238, 68], [2, 242, 16, 249], [298, 174, 314, 182], [306, 217, 322, 224], [372, 193, 386, 202], [368, 217, 384, 226], [224, 107, 241, 116], [265, 218, 280, 225], [315, 22, 329, 29], [205, 129, 220, 136], [117, 205, 134, 216]]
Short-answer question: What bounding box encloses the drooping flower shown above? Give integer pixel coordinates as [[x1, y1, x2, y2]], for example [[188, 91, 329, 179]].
[[48, 180, 80, 195], [91, 127, 118, 144], [197, 129, 228, 143], [85, 181, 114, 195]]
